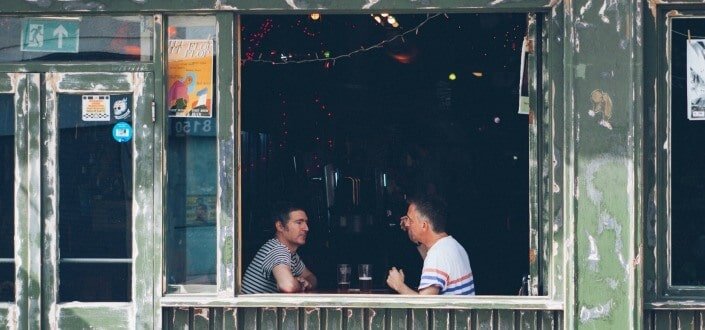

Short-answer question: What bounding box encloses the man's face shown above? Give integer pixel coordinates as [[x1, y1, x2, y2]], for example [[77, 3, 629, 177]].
[[402, 204, 424, 243], [278, 210, 309, 247]]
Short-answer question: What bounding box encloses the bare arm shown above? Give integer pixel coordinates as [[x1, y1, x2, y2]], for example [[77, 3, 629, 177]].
[[272, 264, 303, 293], [298, 267, 317, 290], [386, 267, 440, 295]]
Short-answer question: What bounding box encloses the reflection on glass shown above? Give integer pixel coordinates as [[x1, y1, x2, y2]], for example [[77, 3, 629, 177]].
[[671, 19, 705, 286], [0, 16, 153, 62], [166, 16, 218, 286], [58, 94, 132, 302], [0, 94, 14, 302]]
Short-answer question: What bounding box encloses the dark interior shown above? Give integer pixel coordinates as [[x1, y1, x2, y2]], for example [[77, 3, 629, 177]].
[[670, 18, 705, 286], [241, 14, 530, 295]]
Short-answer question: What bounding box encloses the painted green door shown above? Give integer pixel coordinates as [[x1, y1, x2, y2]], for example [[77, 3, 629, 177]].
[[0, 73, 40, 329], [40, 72, 155, 329]]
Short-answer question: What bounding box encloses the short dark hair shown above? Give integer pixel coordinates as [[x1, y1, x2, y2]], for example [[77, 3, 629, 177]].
[[271, 201, 305, 228], [408, 194, 448, 233]]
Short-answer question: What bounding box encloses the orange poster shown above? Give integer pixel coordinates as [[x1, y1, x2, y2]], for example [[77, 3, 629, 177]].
[[167, 39, 214, 118]]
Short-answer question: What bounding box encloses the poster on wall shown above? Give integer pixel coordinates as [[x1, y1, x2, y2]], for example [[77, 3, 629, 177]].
[[167, 39, 214, 118], [687, 39, 705, 120]]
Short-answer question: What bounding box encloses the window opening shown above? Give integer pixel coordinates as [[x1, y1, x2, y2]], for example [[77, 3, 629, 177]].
[[670, 18, 705, 286], [241, 13, 531, 295]]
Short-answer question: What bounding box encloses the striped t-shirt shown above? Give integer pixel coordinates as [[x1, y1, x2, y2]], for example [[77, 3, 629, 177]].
[[418, 236, 475, 295], [242, 238, 306, 294]]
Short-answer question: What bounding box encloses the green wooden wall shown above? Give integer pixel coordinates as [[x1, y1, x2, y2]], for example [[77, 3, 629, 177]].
[[163, 307, 563, 329]]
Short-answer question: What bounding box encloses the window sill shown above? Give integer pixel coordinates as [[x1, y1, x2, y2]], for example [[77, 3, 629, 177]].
[[160, 294, 561, 310], [646, 300, 705, 310]]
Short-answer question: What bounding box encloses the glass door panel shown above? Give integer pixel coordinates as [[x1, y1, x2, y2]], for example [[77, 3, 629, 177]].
[[0, 92, 14, 303], [42, 72, 154, 328]]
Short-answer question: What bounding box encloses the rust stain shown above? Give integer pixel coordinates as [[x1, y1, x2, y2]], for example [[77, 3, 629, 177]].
[[588, 89, 613, 130], [648, 0, 662, 19], [529, 248, 538, 264]]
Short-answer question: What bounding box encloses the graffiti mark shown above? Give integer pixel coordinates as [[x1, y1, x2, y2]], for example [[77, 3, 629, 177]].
[[579, 300, 613, 323]]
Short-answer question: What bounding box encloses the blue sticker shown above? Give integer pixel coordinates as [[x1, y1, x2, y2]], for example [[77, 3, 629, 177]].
[[112, 122, 133, 143]]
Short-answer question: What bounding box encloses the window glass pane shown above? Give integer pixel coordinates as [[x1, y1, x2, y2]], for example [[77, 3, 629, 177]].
[[241, 14, 528, 295], [671, 18, 705, 286], [0, 16, 153, 62], [58, 93, 133, 301], [166, 16, 218, 286], [0, 93, 14, 302], [59, 263, 130, 302]]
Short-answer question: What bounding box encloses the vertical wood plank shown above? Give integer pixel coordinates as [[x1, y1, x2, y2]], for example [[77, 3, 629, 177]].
[[281, 307, 300, 329], [517, 310, 537, 330], [538, 310, 555, 330], [653, 311, 672, 330], [172, 307, 191, 329], [239, 307, 258, 330], [410, 309, 428, 329], [453, 310, 471, 330], [212, 308, 223, 329], [432, 309, 450, 330], [325, 307, 343, 330], [367, 308, 386, 330], [162, 308, 173, 330], [698, 310, 704, 330], [677, 311, 695, 330], [389, 309, 408, 329], [222, 308, 237, 329], [192, 308, 210, 329], [303, 307, 321, 330], [260, 307, 278, 330], [346, 308, 365, 330], [475, 310, 494, 330], [496, 310, 514, 330]]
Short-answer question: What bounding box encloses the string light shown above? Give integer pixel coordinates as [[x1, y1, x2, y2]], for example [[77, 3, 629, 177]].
[[243, 13, 443, 65], [310, 13, 321, 21]]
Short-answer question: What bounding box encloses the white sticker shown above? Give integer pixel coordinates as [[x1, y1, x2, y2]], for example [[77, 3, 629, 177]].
[[82, 95, 110, 121]]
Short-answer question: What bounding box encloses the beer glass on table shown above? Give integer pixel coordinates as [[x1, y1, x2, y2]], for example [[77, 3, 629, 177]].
[[358, 264, 372, 293], [337, 264, 351, 292]]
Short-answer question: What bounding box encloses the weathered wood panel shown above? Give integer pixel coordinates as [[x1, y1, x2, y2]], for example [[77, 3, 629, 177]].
[[645, 310, 705, 330], [164, 307, 563, 329]]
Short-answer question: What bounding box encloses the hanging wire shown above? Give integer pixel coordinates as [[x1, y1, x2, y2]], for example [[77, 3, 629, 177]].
[[243, 13, 443, 65]]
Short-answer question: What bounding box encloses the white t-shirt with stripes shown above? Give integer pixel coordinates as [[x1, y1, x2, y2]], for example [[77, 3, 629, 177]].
[[242, 238, 305, 294], [418, 236, 475, 295]]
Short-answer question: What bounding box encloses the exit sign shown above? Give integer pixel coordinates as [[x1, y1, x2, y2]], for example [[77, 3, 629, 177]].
[[21, 18, 80, 53]]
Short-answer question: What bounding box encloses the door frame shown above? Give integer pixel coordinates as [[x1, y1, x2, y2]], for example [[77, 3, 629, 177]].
[[40, 71, 155, 329]]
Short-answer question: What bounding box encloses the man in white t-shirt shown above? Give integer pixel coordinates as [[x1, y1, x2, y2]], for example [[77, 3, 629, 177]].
[[386, 195, 475, 295]]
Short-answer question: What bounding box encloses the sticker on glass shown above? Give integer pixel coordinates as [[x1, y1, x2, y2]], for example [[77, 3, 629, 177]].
[[112, 97, 131, 120], [112, 122, 133, 143], [82, 95, 110, 121]]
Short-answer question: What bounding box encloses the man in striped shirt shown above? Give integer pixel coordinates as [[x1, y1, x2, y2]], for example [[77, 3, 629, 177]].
[[386, 195, 475, 295], [242, 203, 318, 294]]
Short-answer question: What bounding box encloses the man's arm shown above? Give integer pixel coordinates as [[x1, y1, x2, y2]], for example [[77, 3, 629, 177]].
[[386, 267, 440, 295], [298, 267, 317, 290], [272, 264, 304, 293]]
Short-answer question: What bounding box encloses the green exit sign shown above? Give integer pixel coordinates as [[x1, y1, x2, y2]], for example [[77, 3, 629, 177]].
[[21, 18, 80, 53]]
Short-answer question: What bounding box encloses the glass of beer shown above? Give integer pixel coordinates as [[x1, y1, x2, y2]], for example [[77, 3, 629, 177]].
[[358, 264, 372, 293], [337, 264, 351, 292]]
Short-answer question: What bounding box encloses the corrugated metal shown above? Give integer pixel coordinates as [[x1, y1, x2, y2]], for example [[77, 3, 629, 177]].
[[163, 307, 563, 329]]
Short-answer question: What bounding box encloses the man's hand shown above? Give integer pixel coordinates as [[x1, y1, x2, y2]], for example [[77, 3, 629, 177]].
[[386, 267, 405, 292], [399, 216, 409, 231], [296, 276, 312, 291]]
